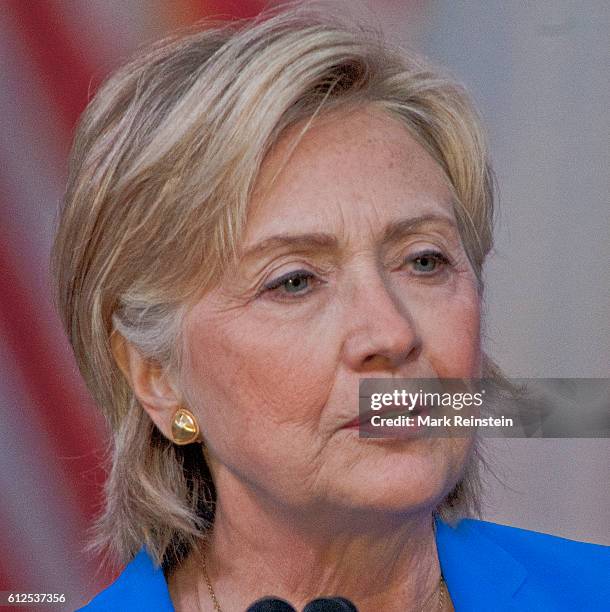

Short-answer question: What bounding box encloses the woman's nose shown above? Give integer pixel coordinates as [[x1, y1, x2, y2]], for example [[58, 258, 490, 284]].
[[339, 270, 422, 372]]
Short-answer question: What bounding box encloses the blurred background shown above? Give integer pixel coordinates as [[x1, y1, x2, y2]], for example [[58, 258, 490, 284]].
[[1, 0, 608, 609]]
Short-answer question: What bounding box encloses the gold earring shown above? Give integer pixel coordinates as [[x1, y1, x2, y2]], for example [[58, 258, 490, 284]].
[[171, 407, 200, 445]]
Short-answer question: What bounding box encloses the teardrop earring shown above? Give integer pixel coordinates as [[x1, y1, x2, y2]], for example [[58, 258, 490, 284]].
[[170, 407, 200, 445]]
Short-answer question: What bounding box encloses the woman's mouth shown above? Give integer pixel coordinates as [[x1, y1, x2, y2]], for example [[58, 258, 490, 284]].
[[342, 402, 430, 438]]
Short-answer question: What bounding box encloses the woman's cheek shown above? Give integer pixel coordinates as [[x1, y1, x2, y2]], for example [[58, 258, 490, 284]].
[[189, 311, 335, 429], [419, 290, 481, 379]]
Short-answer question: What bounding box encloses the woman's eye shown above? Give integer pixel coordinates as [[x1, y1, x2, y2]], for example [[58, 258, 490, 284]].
[[408, 251, 450, 274], [263, 270, 315, 296]]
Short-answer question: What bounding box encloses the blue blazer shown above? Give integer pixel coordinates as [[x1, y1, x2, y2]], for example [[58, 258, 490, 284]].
[[78, 518, 610, 611]]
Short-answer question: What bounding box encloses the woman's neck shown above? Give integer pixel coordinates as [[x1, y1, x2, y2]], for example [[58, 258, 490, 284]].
[[169, 482, 445, 611]]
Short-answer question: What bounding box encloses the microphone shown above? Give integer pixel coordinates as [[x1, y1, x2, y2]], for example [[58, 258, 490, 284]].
[[246, 595, 359, 611], [246, 597, 297, 611], [303, 597, 359, 611]]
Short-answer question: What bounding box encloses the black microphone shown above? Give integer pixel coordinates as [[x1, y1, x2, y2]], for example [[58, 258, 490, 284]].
[[246, 596, 297, 611], [303, 597, 359, 611]]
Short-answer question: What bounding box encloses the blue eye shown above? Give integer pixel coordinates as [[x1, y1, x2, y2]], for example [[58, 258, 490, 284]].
[[264, 269, 315, 296], [409, 251, 450, 274]]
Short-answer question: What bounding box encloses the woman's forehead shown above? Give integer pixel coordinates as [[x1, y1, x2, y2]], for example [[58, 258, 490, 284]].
[[242, 107, 454, 249]]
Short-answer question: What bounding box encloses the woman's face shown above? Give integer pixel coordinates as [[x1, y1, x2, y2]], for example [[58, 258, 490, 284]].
[[181, 107, 481, 521]]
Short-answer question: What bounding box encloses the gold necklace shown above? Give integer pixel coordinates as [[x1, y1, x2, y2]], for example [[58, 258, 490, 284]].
[[418, 576, 446, 612], [201, 553, 448, 612], [201, 551, 222, 612], [438, 578, 447, 610]]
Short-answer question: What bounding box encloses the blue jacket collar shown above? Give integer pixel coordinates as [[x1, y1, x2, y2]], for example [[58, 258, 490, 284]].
[[435, 517, 527, 610], [81, 547, 174, 610]]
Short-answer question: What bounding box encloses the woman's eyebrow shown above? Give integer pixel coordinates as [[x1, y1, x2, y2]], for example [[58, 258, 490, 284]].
[[381, 213, 458, 245], [240, 213, 457, 262], [240, 233, 339, 261]]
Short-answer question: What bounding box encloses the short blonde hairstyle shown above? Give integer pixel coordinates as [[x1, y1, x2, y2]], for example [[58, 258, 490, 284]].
[[52, 4, 499, 573]]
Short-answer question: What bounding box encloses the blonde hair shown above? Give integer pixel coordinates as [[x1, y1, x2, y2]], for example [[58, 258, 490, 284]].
[[52, 4, 500, 573]]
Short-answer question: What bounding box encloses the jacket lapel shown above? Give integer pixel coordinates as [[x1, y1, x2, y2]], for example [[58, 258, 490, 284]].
[[435, 517, 528, 611]]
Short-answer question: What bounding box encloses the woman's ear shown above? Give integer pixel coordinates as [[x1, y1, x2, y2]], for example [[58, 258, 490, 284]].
[[110, 331, 181, 439]]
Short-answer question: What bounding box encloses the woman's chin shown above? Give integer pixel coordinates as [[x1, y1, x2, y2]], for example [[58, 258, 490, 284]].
[[312, 443, 466, 519]]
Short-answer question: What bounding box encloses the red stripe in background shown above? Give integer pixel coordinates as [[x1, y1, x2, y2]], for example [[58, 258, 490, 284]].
[[5, 0, 105, 139], [169, 0, 269, 27], [3, 0, 113, 594], [198, 0, 270, 19], [0, 210, 111, 602], [0, 553, 28, 596], [0, 213, 107, 526]]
